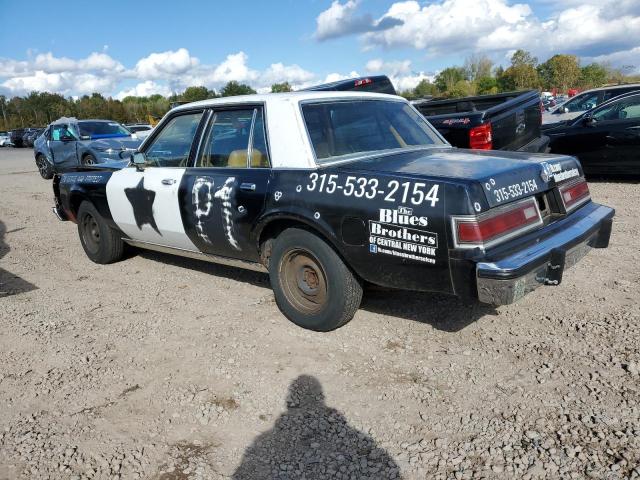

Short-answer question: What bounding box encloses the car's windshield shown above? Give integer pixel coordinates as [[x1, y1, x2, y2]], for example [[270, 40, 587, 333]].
[[78, 121, 131, 139], [302, 100, 444, 163]]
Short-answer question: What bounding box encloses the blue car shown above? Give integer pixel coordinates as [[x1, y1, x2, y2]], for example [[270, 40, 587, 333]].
[[34, 117, 142, 179]]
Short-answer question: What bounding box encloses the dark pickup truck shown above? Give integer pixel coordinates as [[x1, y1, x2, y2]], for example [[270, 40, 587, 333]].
[[413, 90, 549, 153], [308, 77, 549, 153]]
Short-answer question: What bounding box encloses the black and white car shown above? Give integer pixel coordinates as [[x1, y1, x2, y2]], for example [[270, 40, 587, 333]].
[[52, 92, 614, 331]]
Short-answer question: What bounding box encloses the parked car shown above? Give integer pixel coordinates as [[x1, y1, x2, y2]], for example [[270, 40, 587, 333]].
[[307, 76, 549, 153], [9, 128, 27, 147], [125, 123, 153, 139], [543, 84, 640, 125], [0, 133, 13, 147], [22, 128, 44, 148], [52, 91, 614, 331], [33, 117, 142, 179], [545, 91, 640, 176]]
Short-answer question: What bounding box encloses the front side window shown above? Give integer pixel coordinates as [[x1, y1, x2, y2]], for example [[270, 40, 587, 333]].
[[144, 112, 203, 167], [563, 93, 599, 112], [197, 107, 270, 168], [51, 124, 76, 141], [302, 100, 443, 163], [593, 95, 640, 121]]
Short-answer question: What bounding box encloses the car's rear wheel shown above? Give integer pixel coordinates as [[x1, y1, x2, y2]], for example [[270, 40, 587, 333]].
[[82, 154, 96, 166], [35, 154, 54, 179], [77, 201, 124, 264], [269, 228, 363, 331]]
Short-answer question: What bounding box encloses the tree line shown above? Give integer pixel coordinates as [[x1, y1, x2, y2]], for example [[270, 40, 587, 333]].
[[1, 50, 637, 131], [400, 50, 638, 100]]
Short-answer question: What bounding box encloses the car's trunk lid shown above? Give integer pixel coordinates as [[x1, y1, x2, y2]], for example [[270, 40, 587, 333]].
[[336, 147, 583, 209]]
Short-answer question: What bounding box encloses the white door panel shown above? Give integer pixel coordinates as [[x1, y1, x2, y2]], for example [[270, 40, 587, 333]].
[[106, 167, 197, 251]]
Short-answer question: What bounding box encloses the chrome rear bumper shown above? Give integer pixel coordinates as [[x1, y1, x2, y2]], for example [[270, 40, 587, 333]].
[[476, 202, 614, 305]]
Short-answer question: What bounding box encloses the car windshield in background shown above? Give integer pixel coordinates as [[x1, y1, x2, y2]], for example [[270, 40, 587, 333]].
[[78, 121, 131, 139], [302, 100, 444, 163], [127, 125, 151, 133]]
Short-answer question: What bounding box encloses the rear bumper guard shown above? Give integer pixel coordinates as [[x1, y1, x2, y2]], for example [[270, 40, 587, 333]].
[[476, 203, 614, 305]]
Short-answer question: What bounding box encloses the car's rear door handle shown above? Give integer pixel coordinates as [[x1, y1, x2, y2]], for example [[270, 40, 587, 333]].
[[240, 182, 256, 191], [161, 178, 176, 185]]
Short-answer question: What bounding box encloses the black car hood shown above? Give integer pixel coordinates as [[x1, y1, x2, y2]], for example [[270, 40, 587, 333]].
[[336, 146, 582, 208]]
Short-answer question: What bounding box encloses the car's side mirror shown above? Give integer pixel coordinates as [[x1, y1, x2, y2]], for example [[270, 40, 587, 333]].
[[583, 115, 596, 127], [132, 152, 146, 171]]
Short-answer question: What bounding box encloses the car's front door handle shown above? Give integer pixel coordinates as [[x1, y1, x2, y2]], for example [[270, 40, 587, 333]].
[[161, 178, 176, 185], [240, 182, 256, 191]]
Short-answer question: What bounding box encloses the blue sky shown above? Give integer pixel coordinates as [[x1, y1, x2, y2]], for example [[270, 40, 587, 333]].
[[1, 0, 638, 97]]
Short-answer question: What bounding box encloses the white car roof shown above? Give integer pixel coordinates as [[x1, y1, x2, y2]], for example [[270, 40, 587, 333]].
[[172, 90, 403, 110], [170, 91, 408, 169]]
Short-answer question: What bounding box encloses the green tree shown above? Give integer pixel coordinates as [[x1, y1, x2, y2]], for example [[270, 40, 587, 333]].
[[271, 82, 292, 93], [578, 63, 608, 89], [413, 79, 439, 98], [510, 49, 537, 68], [476, 76, 498, 95], [501, 65, 539, 90], [537, 54, 581, 91], [180, 86, 216, 103], [464, 54, 493, 81], [220, 81, 256, 97], [434, 67, 467, 93]]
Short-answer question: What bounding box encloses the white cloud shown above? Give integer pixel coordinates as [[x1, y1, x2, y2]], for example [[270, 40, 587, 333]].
[[115, 81, 173, 100], [317, 0, 640, 70], [323, 71, 360, 83], [134, 48, 199, 79], [260, 63, 315, 85], [315, 0, 370, 40], [366, 58, 411, 76]]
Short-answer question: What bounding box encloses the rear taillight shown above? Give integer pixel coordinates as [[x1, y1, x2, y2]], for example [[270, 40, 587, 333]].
[[559, 177, 590, 212], [469, 123, 493, 150], [452, 197, 542, 249]]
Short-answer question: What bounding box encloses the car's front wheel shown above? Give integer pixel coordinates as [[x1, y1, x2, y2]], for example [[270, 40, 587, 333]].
[[269, 228, 363, 331], [77, 201, 124, 264], [35, 154, 54, 179], [82, 154, 97, 166]]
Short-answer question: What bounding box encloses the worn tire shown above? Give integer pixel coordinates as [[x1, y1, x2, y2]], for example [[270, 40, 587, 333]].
[[269, 228, 363, 331], [35, 154, 54, 179], [76, 201, 124, 264]]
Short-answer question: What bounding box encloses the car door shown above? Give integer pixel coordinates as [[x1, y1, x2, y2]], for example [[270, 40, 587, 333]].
[[593, 94, 640, 175], [180, 105, 271, 262], [106, 110, 206, 250], [49, 124, 79, 170]]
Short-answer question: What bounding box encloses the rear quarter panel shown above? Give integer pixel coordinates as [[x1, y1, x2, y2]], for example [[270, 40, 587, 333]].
[[263, 168, 460, 293]]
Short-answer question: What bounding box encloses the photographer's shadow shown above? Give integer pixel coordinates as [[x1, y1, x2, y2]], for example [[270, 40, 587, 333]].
[[0, 220, 37, 298], [233, 375, 401, 480]]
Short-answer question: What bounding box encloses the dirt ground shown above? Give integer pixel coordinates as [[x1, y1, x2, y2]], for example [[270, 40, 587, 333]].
[[0, 147, 639, 480]]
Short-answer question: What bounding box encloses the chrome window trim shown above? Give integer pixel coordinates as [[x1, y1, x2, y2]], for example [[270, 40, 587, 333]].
[[297, 97, 448, 167]]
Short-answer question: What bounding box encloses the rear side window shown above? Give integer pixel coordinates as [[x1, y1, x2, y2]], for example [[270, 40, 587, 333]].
[[196, 107, 270, 168], [302, 100, 443, 163]]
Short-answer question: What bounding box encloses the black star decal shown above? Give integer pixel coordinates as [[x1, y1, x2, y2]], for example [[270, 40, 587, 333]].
[[124, 178, 161, 235]]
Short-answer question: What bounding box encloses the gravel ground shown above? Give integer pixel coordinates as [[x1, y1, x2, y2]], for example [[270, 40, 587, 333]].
[[0, 147, 639, 480]]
